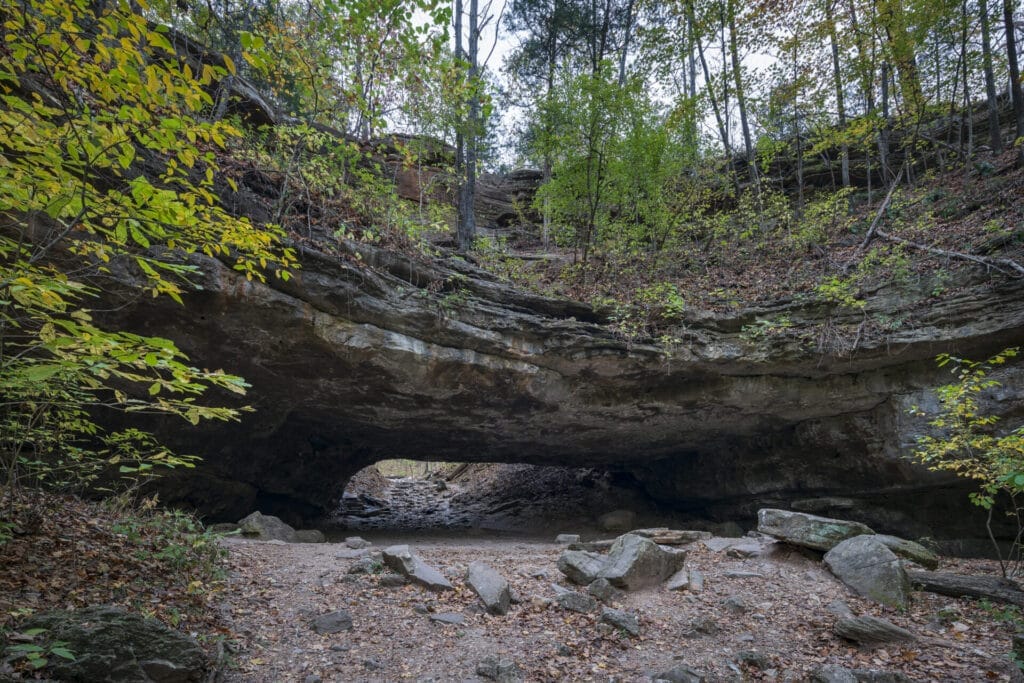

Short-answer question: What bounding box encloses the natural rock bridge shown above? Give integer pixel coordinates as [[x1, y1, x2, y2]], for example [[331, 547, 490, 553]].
[[106, 236, 1024, 545]]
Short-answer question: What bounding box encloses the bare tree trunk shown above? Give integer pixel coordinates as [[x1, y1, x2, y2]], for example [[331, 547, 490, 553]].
[[826, 0, 850, 187], [617, 0, 636, 86], [727, 0, 757, 188], [1005, 0, 1024, 165], [981, 0, 1003, 152], [458, 0, 479, 251], [454, 0, 465, 242]]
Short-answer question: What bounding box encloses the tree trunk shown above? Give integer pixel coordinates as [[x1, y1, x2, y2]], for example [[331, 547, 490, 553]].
[[826, 0, 850, 187], [617, 0, 635, 86], [459, 0, 479, 251], [1005, 0, 1024, 165], [981, 0, 1003, 153], [454, 0, 466, 244], [727, 0, 757, 187]]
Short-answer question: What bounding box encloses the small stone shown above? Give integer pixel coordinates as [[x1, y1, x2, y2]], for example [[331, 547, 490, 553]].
[[688, 568, 705, 593], [687, 616, 719, 636], [329, 644, 349, 652], [378, 573, 408, 587], [310, 610, 353, 634], [724, 570, 763, 579], [811, 665, 858, 683], [348, 557, 381, 574], [556, 589, 598, 613], [556, 534, 581, 544], [476, 655, 523, 682], [727, 543, 767, 559], [722, 595, 747, 615], [601, 607, 641, 636], [335, 548, 371, 560], [652, 663, 706, 682], [429, 612, 466, 626], [736, 650, 771, 670], [345, 536, 372, 549], [736, 632, 755, 643], [587, 577, 622, 603], [363, 658, 383, 671], [665, 567, 690, 591], [413, 604, 430, 614], [304, 675, 323, 683], [557, 550, 607, 585]]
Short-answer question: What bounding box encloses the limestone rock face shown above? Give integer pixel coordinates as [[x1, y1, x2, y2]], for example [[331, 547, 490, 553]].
[[99, 224, 1024, 543]]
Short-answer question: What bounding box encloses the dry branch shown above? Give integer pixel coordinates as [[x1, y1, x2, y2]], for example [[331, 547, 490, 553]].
[[909, 570, 1024, 608]]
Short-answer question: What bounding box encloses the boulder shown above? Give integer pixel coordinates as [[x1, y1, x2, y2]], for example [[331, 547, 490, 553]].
[[310, 610, 353, 634], [17, 606, 206, 682], [381, 545, 453, 591], [665, 567, 691, 591], [757, 509, 875, 551], [598, 533, 687, 590], [824, 536, 912, 608], [238, 511, 296, 542], [872, 535, 939, 569], [599, 509, 638, 533], [557, 550, 606, 586], [600, 607, 641, 636], [466, 562, 512, 615], [345, 536, 372, 549]]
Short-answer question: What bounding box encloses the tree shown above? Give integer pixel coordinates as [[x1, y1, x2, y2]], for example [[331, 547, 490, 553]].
[[1005, 0, 1024, 164], [0, 0, 295, 507], [911, 348, 1024, 577]]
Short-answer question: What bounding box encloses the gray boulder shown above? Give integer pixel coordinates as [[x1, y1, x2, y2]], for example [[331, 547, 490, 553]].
[[872, 535, 939, 570], [17, 606, 206, 682], [601, 607, 641, 636], [598, 534, 687, 590], [381, 545, 453, 591], [811, 666, 858, 683], [757, 509, 874, 551], [345, 536, 372, 549], [466, 562, 511, 615], [824, 536, 911, 608], [311, 610, 353, 634], [557, 550, 606, 585], [555, 533, 580, 544], [238, 511, 296, 542]]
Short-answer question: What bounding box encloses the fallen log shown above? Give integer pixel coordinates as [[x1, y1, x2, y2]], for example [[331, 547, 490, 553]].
[[908, 570, 1024, 608]]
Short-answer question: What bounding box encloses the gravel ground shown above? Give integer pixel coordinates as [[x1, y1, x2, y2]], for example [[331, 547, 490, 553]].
[[218, 533, 1021, 682]]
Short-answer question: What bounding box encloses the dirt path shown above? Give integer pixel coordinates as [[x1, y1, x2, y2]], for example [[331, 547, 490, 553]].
[[217, 534, 1019, 682]]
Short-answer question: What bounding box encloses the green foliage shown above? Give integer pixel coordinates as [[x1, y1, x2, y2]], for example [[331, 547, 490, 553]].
[[815, 275, 865, 310], [3, 630, 75, 671], [740, 316, 795, 343], [910, 348, 1024, 576], [111, 504, 228, 589], [0, 0, 294, 502]]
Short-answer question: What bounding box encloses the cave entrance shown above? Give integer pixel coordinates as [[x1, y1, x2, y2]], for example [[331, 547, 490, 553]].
[[333, 460, 701, 537]]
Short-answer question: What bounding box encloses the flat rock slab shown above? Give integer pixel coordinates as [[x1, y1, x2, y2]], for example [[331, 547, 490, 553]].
[[554, 587, 598, 613], [555, 534, 580, 544], [466, 561, 511, 615], [630, 528, 713, 545], [598, 533, 686, 591], [825, 536, 911, 608], [429, 612, 466, 626], [382, 545, 453, 591], [757, 509, 874, 551]]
